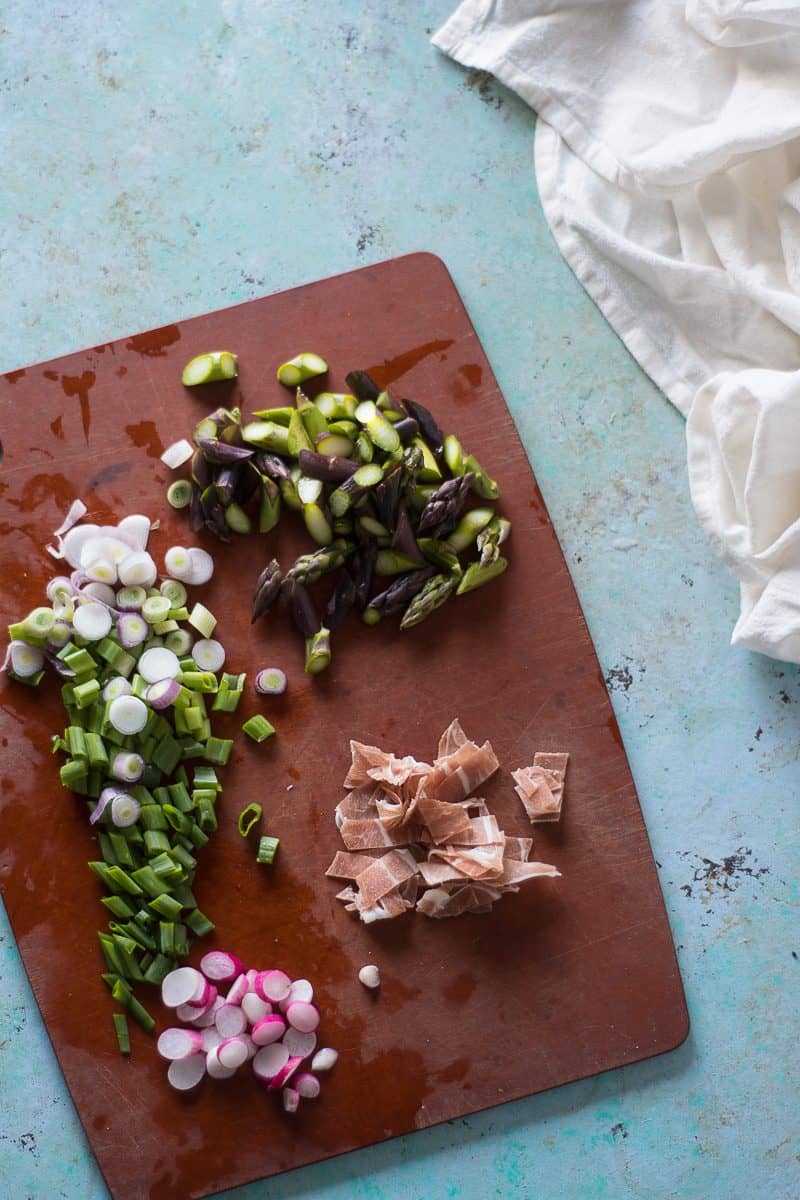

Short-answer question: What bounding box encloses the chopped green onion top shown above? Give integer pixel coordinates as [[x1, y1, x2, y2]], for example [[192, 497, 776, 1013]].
[[237, 803, 262, 837]]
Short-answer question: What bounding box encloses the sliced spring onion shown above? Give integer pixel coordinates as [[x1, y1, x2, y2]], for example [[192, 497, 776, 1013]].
[[254, 667, 287, 696], [82, 581, 117, 606], [73, 602, 113, 641], [117, 613, 149, 649], [118, 551, 158, 589], [167, 480, 192, 509], [237, 803, 262, 837], [8, 641, 45, 678], [117, 514, 153, 551], [188, 603, 216, 638], [108, 695, 148, 735], [138, 646, 180, 683], [276, 352, 328, 388], [161, 439, 195, 470], [23, 607, 56, 639], [256, 835, 279, 865], [113, 1012, 131, 1055], [181, 351, 238, 387], [242, 715, 275, 743], [164, 546, 192, 580], [103, 676, 132, 702], [203, 737, 233, 766], [84, 558, 117, 585], [146, 678, 183, 709], [111, 752, 145, 783], [185, 548, 214, 586], [191, 638, 225, 673], [141, 595, 171, 624], [159, 578, 187, 608], [164, 629, 193, 656], [116, 585, 147, 611]]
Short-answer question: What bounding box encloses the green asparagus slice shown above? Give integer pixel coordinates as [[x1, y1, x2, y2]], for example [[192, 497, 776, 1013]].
[[456, 556, 508, 594], [276, 352, 328, 388], [399, 572, 459, 630], [476, 516, 512, 565]]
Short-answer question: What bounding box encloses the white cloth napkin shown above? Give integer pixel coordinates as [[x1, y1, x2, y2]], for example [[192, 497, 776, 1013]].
[[433, 0, 800, 662]]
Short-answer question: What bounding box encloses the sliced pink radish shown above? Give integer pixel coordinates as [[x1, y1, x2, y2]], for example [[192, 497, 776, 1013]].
[[251, 1015, 286, 1047], [206, 1047, 237, 1080], [217, 1037, 249, 1071], [241, 1033, 257, 1061], [168, 1055, 206, 1092], [283, 1029, 317, 1060], [280, 978, 313, 1011], [286, 1002, 320, 1034], [242, 993, 271, 1024], [295, 1072, 321, 1099], [282, 1087, 300, 1113], [200, 950, 244, 983], [185, 980, 217, 1010], [157, 1027, 204, 1061], [267, 1055, 303, 1092], [177, 991, 219, 1026], [215, 1003, 247, 1039], [225, 974, 250, 1006], [202, 1027, 223, 1053], [255, 969, 291, 1004], [252, 1043, 289, 1083], [245, 968, 259, 989], [162, 966, 206, 1009]]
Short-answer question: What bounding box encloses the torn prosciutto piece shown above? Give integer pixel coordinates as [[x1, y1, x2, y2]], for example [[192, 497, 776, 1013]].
[[500, 859, 561, 886], [423, 738, 500, 807], [428, 841, 506, 881], [354, 849, 419, 910], [339, 818, 414, 851], [325, 851, 375, 881], [512, 752, 569, 823], [437, 717, 469, 758]]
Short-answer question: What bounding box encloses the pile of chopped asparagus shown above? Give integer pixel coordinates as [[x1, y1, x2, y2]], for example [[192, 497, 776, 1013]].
[[166, 358, 510, 673]]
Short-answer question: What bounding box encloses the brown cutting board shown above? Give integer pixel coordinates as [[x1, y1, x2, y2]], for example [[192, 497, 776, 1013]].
[[0, 253, 687, 1200]]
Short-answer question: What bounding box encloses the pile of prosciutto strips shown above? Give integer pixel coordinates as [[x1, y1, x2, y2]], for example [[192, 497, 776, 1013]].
[[326, 719, 561, 922]]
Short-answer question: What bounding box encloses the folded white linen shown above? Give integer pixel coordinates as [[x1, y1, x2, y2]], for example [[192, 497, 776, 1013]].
[[433, 0, 800, 662]]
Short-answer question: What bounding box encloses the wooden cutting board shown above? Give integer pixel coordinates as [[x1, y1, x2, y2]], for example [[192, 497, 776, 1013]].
[[0, 253, 687, 1200]]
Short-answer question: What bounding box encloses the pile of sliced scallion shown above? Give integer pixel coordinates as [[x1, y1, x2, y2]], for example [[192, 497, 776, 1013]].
[[165, 354, 510, 675], [3, 508, 250, 1052]]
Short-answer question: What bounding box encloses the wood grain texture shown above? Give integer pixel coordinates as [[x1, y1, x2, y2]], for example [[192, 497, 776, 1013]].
[[0, 253, 688, 1200]]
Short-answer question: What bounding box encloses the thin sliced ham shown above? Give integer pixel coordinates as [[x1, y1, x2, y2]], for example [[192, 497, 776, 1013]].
[[330, 719, 563, 923], [512, 752, 568, 823]]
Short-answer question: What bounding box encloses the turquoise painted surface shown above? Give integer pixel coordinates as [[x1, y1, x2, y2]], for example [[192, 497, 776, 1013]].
[[1, 3, 798, 1198]]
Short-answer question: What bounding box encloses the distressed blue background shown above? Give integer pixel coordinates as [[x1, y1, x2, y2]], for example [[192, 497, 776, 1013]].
[[1, 3, 798, 1198]]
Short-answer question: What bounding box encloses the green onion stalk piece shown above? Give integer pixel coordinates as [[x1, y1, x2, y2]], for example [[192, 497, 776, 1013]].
[[181, 351, 238, 387], [166, 480, 192, 509], [242, 715, 276, 743], [256, 835, 280, 865], [237, 802, 263, 836], [276, 352, 328, 388]]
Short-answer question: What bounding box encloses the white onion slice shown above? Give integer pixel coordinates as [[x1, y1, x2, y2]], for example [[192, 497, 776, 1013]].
[[191, 638, 225, 672], [108, 695, 148, 735], [72, 602, 112, 641], [137, 646, 180, 683], [161, 439, 194, 469], [117, 551, 157, 588], [185, 547, 214, 586]]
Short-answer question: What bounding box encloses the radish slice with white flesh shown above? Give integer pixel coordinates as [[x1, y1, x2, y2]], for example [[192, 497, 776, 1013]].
[[81, 581, 117, 606], [146, 678, 182, 709], [255, 970, 291, 1004], [61, 524, 101, 568], [138, 647, 180, 683], [168, 1054, 206, 1092], [215, 1004, 247, 1038], [117, 551, 157, 588], [199, 950, 244, 983], [310, 1047, 337, 1072], [217, 1037, 249, 1070], [191, 639, 225, 672], [185, 547, 214, 586], [162, 967, 207, 1009], [280, 979, 313, 1011], [225, 975, 250, 1006], [251, 1015, 286, 1047], [295, 1072, 321, 1099], [84, 558, 118, 585], [252, 1043, 289, 1082], [164, 546, 192, 580], [202, 1026, 223, 1053], [282, 1088, 300, 1113], [161, 439, 194, 470], [241, 993, 271, 1024], [267, 1055, 303, 1092], [108, 695, 148, 735], [117, 513, 152, 550], [117, 613, 149, 648], [7, 642, 44, 678], [206, 1047, 237, 1080], [157, 1027, 205, 1061], [283, 1029, 316, 1060], [286, 1002, 320, 1034], [72, 602, 112, 641], [186, 981, 217, 1010]]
